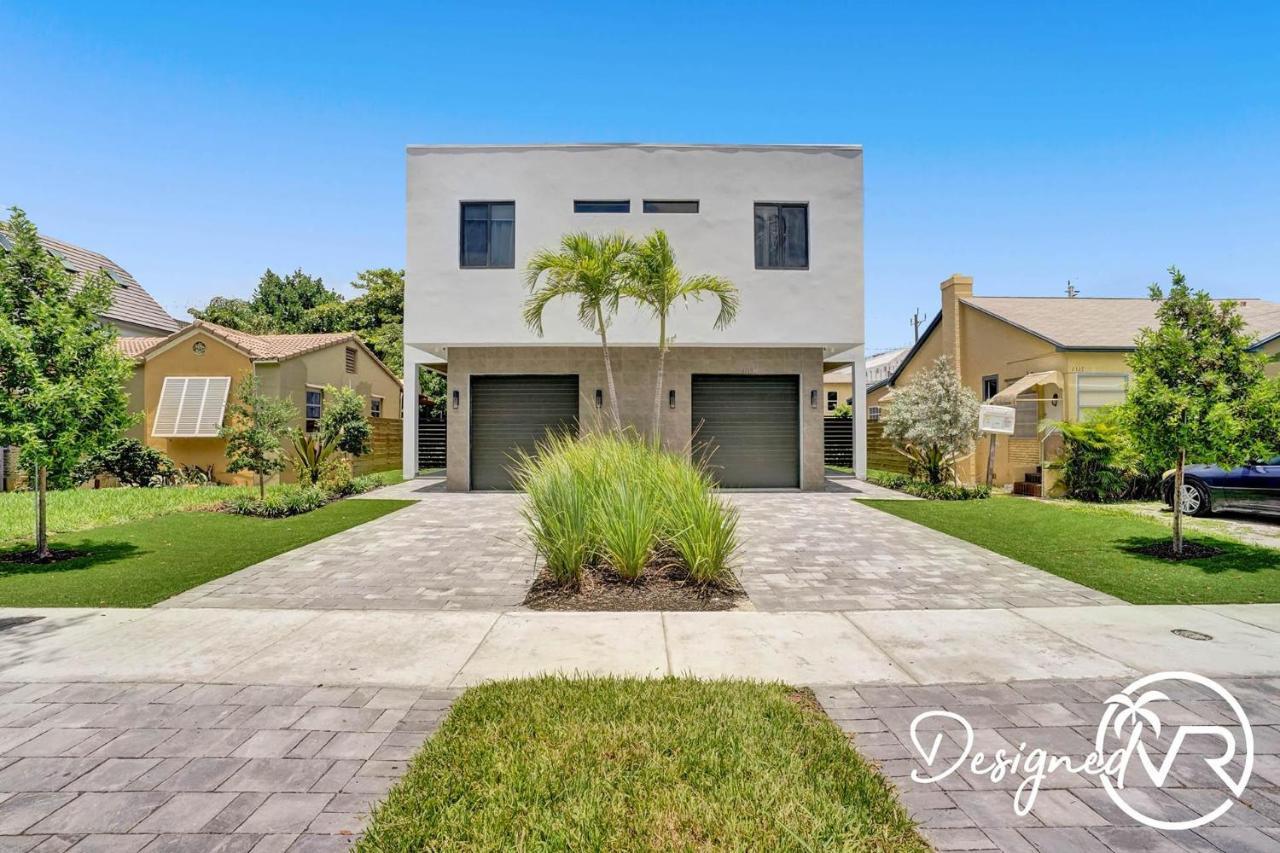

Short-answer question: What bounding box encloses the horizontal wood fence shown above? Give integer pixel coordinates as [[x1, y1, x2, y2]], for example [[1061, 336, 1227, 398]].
[[417, 419, 446, 472], [822, 417, 853, 468], [353, 418, 402, 476], [866, 420, 910, 474]]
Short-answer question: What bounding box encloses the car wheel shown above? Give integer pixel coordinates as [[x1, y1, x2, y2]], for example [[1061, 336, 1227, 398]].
[[1178, 481, 1211, 517]]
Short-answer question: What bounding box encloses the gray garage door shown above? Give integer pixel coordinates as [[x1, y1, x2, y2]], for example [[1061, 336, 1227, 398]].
[[692, 374, 799, 488], [470, 375, 579, 490]]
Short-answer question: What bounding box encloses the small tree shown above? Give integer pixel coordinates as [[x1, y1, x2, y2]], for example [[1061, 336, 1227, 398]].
[[622, 230, 739, 437], [882, 357, 981, 485], [1124, 267, 1278, 555], [319, 385, 372, 456], [221, 373, 296, 499], [0, 208, 134, 558]]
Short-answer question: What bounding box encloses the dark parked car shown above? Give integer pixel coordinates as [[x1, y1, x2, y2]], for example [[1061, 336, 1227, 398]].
[[1163, 456, 1280, 517]]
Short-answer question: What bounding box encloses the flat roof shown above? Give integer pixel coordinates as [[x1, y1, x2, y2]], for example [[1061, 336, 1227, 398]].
[[406, 142, 861, 153]]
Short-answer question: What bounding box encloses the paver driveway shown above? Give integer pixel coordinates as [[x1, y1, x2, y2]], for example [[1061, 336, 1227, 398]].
[[729, 493, 1119, 610], [161, 492, 535, 611], [163, 482, 1120, 612]]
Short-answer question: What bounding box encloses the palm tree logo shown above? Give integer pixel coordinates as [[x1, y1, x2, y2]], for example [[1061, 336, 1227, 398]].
[[1100, 689, 1169, 788]]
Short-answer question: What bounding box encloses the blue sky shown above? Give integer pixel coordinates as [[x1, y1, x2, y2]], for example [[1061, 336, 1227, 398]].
[[3, 1, 1277, 353]]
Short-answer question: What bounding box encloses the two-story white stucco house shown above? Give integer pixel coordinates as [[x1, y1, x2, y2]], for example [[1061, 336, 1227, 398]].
[[403, 143, 865, 491]]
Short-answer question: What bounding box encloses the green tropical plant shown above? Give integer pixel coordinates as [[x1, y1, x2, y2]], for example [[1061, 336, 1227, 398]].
[[319, 385, 372, 456], [0, 208, 135, 558], [524, 232, 635, 431], [75, 438, 178, 487], [221, 373, 297, 499], [621, 230, 739, 436], [1049, 409, 1156, 502], [290, 430, 340, 487], [1122, 266, 1280, 554], [881, 357, 981, 485]]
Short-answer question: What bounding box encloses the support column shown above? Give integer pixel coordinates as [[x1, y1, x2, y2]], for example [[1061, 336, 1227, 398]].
[[851, 344, 867, 478], [401, 344, 434, 479]]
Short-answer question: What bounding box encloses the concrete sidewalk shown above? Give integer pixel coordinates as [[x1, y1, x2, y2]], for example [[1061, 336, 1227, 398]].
[[4, 604, 1279, 689]]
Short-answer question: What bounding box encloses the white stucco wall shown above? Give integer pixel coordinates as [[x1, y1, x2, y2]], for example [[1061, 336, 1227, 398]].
[[404, 144, 863, 356]]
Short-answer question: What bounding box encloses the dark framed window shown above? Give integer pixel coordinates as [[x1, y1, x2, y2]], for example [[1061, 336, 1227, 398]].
[[754, 203, 808, 269], [826, 390, 838, 411], [574, 200, 630, 213], [371, 396, 383, 418], [643, 200, 699, 214], [460, 202, 515, 268], [981, 375, 999, 401], [305, 388, 323, 433]]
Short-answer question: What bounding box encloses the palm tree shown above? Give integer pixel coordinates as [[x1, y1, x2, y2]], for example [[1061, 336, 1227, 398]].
[[524, 232, 635, 431], [622, 230, 739, 437]]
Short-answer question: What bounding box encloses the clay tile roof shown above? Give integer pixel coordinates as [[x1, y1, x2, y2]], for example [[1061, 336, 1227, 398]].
[[116, 336, 166, 360], [193, 321, 359, 359], [32, 233, 183, 335], [962, 296, 1280, 350]]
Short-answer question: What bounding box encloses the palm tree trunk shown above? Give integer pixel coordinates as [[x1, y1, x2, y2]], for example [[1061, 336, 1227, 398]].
[[597, 307, 622, 432], [35, 465, 50, 560], [1172, 449, 1185, 556], [652, 313, 667, 441]]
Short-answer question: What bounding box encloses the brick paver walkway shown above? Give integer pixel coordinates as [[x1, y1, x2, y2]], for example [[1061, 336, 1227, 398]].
[[0, 680, 456, 851], [730, 493, 1120, 610], [818, 676, 1280, 852]]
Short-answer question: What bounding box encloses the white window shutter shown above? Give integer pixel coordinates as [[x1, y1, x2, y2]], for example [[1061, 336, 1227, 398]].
[[152, 376, 232, 437]]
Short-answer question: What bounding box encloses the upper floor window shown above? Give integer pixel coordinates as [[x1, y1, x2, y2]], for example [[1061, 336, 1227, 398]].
[[643, 200, 699, 214], [305, 387, 323, 433], [574, 200, 630, 213], [754, 203, 808, 269], [460, 202, 514, 268]]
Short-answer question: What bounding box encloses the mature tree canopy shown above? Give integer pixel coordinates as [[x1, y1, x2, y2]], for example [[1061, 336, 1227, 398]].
[[191, 267, 404, 374], [882, 356, 981, 485], [0, 207, 134, 556]]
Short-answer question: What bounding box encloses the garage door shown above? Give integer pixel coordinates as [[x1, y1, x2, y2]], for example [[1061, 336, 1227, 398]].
[[691, 374, 799, 488], [470, 375, 579, 490]]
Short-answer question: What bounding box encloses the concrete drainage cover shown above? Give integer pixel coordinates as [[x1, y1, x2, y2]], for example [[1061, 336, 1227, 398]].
[[1172, 628, 1213, 641]]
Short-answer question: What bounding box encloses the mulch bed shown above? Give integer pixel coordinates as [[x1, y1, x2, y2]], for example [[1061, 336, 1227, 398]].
[[523, 559, 747, 612], [1128, 540, 1225, 561]]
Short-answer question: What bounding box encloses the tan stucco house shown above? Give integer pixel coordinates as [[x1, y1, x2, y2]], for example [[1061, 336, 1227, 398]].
[[870, 275, 1280, 492], [121, 321, 402, 484]]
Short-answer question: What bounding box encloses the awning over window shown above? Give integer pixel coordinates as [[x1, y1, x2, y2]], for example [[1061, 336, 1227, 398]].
[[989, 370, 1064, 406], [152, 376, 232, 437]]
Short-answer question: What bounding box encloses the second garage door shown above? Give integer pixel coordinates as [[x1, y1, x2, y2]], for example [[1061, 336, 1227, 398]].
[[691, 374, 800, 488], [470, 375, 579, 490]]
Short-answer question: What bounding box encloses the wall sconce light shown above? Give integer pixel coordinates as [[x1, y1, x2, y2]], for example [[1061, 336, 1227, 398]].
[[451, 389, 460, 410], [668, 390, 676, 409], [809, 389, 818, 408], [1050, 393, 1060, 409], [594, 389, 603, 409]]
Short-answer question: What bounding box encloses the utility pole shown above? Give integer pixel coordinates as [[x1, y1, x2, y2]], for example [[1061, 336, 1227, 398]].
[[1066, 280, 1079, 298], [909, 308, 927, 342]]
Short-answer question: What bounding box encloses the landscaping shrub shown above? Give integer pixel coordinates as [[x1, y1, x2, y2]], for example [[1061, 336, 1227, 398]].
[[511, 431, 739, 588], [74, 439, 178, 487], [866, 470, 990, 500], [1051, 411, 1159, 502], [882, 356, 981, 485], [225, 485, 329, 518]]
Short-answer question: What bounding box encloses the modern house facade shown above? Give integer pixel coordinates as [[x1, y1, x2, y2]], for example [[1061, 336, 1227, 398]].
[[403, 143, 865, 490], [869, 275, 1280, 491]]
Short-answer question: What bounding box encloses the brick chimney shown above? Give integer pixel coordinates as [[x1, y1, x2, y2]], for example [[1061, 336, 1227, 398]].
[[938, 274, 973, 373]]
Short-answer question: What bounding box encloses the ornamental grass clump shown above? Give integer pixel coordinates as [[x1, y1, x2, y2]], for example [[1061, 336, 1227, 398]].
[[510, 431, 738, 589]]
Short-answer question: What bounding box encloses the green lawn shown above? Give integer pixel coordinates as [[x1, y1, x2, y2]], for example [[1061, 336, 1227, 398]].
[[862, 495, 1280, 604], [359, 677, 926, 852], [0, 484, 258, 544], [0, 499, 412, 607]]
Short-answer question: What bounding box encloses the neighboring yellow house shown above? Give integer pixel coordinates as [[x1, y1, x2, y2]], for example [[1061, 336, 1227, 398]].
[[870, 275, 1280, 492], [823, 347, 908, 414], [120, 321, 402, 484]]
